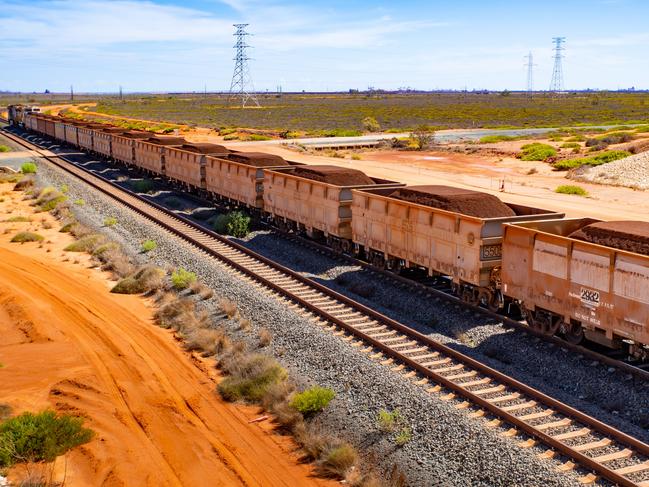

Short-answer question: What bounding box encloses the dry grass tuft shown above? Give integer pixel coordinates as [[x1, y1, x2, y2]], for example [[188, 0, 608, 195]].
[[219, 298, 238, 318], [238, 317, 252, 331], [97, 247, 135, 278], [318, 443, 358, 479], [64, 234, 105, 252], [183, 328, 225, 355], [258, 327, 272, 347], [11, 231, 44, 243], [217, 353, 286, 403], [189, 281, 214, 300], [111, 266, 164, 294]]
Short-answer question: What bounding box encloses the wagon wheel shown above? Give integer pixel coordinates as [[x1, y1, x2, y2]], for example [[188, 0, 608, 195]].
[[530, 313, 561, 336], [461, 288, 479, 306], [563, 322, 584, 345], [371, 254, 386, 270], [478, 289, 502, 313]]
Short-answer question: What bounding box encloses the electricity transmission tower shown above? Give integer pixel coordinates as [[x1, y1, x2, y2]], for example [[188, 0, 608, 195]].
[[524, 52, 536, 94], [549, 37, 566, 92], [228, 24, 260, 107]]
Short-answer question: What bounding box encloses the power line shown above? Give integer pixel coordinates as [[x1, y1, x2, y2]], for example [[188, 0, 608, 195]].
[[524, 51, 536, 94], [550, 37, 565, 92], [228, 24, 260, 108]]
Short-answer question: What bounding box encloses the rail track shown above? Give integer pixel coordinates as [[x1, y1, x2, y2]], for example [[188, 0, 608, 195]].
[[3, 125, 649, 486]]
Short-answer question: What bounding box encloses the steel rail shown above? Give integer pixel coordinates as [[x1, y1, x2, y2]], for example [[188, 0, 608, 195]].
[[3, 125, 649, 486]]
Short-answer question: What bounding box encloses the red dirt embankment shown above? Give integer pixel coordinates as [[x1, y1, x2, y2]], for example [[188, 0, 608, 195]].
[[0, 187, 330, 487]]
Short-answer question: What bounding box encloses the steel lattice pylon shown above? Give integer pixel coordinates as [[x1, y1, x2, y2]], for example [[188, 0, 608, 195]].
[[549, 37, 566, 92], [525, 51, 536, 94], [228, 24, 260, 108]]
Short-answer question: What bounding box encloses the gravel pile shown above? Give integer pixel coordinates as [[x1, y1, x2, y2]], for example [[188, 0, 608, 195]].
[[571, 150, 649, 190], [25, 141, 584, 486]]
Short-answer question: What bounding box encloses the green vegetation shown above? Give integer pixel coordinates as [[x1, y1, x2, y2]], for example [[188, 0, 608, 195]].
[[290, 387, 335, 416], [5, 216, 30, 222], [377, 409, 403, 432], [553, 150, 630, 170], [560, 142, 581, 149], [394, 426, 413, 446], [213, 211, 251, 238], [64, 234, 105, 252], [362, 116, 381, 132], [141, 239, 157, 252], [34, 188, 67, 212], [555, 185, 588, 196], [60, 184, 69, 194], [0, 145, 11, 152], [247, 134, 272, 141], [318, 443, 358, 478], [478, 134, 519, 144], [0, 410, 93, 468], [10, 232, 44, 243], [218, 354, 287, 402], [59, 221, 75, 233], [566, 135, 586, 142], [111, 266, 164, 294], [171, 267, 197, 290], [103, 216, 118, 227], [131, 179, 155, 193], [92, 92, 649, 133], [520, 143, 557, 161], [73, 198, 85, 206], [20, 162, 37, 174]]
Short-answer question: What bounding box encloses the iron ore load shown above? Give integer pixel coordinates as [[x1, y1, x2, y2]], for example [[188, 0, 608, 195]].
[[10, 109, 649, 360]]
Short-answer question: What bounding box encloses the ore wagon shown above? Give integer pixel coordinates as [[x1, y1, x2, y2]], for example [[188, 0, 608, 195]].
[[502, 218, 649, 359], [133, 136, 185, 175], [54, 118, 67, 142], [165, 143, 229, 191], [35, 115, 47, 135], [351, 185, 563, 309], [263, 165, 402, 251], [94, 128, 127, 158], [204, 152, 294, 210], [111, 131, 151, 166], [77, 124, 104, 151]]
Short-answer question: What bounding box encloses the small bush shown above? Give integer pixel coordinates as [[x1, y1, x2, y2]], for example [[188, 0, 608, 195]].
[[141, 239, 157, 253], [13, 177, 33, 191], [131, 179, 155, 193], [217, 353, 287, 403], [395, 427, 413, 446], [555, 185, 588, 196], [171, 267, 197, 290], [362, 116, 381, 132], [290, 386, 335, 416], [183, 328, 224, 355], [0, 410, 93, 468], [377, 409, 402, 433], [59, 221, 76, 233], [0, 403, 11, 421], [553, 150, 630, 170], [478, 134, 517, 144], [223, 134, 239, 141], [99, 248, 135, 278], [111, 266, 164, 294], [20, 162, 37, 174], [318, 443, 358, 478], [220, 298, 238, 318], [92, 242, 119, 257], [34, 188, 67, 212], [103, 217, 118, 227], [213, 211, 251, 238], [64, 234, 105, 252], [60, 184, 69, 194], [5, 216, 30, 222], [73, 198, 85, 206], [258, 327, 272, 347], [351, 154, 361, 160], [248, 134, 272, 141], [560, 142, 580, 149], [520, 143, 556, 161], [0, 145, 10, 153], [10, 232, 44, 243], [154, 294, 195, 330]]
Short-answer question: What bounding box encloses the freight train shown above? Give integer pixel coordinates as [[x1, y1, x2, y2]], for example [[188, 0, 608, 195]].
[[9, 108, 649, 360]]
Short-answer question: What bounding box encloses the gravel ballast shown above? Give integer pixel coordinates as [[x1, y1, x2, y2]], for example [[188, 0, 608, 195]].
[[14, 134, 587, 486]]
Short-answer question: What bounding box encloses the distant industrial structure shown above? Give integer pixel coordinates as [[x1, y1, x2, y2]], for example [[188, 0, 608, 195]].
[[549, 37, 566, 92], [524, 52, 536, 93], [228, 24, 260, 108]]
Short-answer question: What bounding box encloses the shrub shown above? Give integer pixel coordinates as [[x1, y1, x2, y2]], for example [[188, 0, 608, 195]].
[[213, 211, 251, 238], [5, 216, 30, 222], [92, 242, 119, 257], [10, 232, 43, 243], [64, 234, 105, 252], [560, 142, 580, 149], [60, 184, 69, 194], [13, 177, 33, 191], [290, 386, 335, 416], [111, 266, 164, 294], [258, 327, 272, 347], [34, 188, 67, 212], [377, 409, 403, 433], [217, 354, 287, 403], [395, 427, 413, 446], [318, 443, 358, 478], [520, 143, 556, 161], [596, 131, 634, 145], [223, 134, 239, 141], [566, 135, 586, 142], [171, 267, 197, 290], [131, 179, 155, 193], [553, 150, 630, 170], [73, 198, 85, 206], [219, 298, 238, 318], [0, 410, 93, 468], [141, 239, 157, 252], [478, 135, 517, 144], [0, 404, 11, 421], [555, 185, 588, 196], [20, 162, 37, 174], [362, 116, 381, 132], [59, 221, 76, 233], [248, 134, 272, 141], [219, 128, 237, 136], [98, 248, 135, 278], [351, 154, 361, 160], [103, 216, 118, 227], [183, 328, 224, 355], [0, 145, 10, 153]]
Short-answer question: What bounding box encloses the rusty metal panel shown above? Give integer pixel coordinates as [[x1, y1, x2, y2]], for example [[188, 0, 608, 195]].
[[570, 245, 610, 292], [93, 132, 112, 157], [54, 122, 66, 141], [533, 239, 568, 279], [64, 123, 79, 146], [77, 127, 95, 151], [205, 157, 260, 207], [165, 147, 204, 189], [134, 141, 165, 174], [111, 135, 135, 165]]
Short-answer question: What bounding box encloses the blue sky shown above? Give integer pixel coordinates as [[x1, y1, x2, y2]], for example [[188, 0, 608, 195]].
[[1, 0, 647, 93]]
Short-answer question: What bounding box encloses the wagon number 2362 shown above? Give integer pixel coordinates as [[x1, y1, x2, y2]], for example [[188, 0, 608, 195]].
[[580, 288, 600, 307]]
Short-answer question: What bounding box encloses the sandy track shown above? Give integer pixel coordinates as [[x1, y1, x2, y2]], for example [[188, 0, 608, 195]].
[[0, 191, 328, 487]]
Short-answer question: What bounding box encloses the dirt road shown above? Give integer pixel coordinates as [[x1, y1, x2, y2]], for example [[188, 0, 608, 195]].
[[0, 188, 329, 487]]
